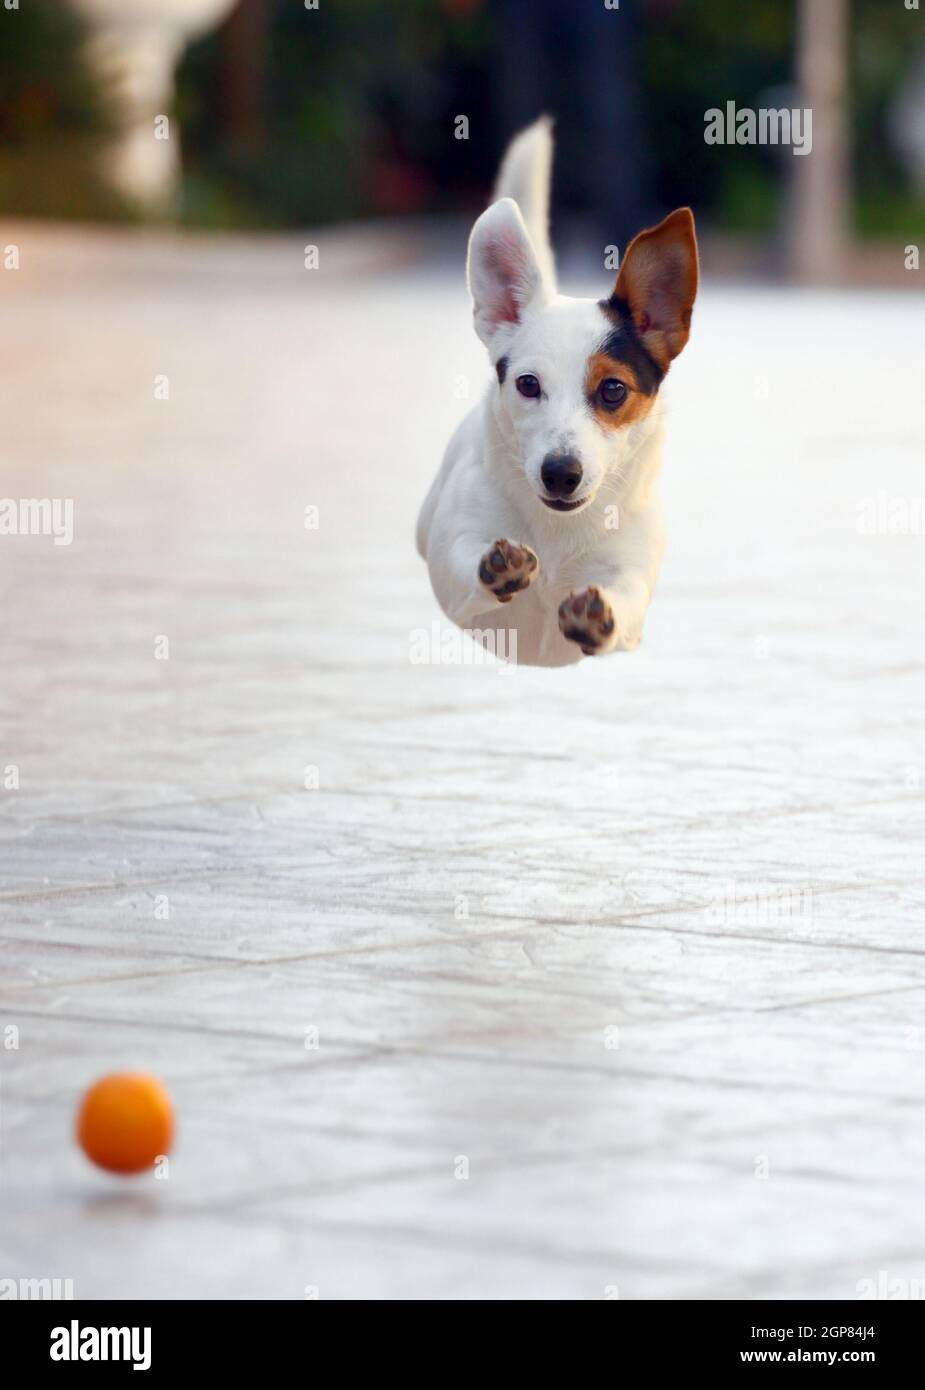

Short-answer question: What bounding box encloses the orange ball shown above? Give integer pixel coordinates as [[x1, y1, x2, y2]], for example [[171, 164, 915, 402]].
[[77, 1073, 174, 1175]]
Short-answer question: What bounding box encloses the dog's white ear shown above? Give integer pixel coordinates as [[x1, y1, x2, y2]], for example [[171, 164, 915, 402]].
[[467, 197, 547, 350]]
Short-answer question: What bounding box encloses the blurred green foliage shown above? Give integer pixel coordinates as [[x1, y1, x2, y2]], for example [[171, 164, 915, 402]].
[[177, 0, 493, 227], [852, 0, 925, 235], [0, 0, 922, 237], [0, 0, 128, 219], [641, 0, 795, 229], [176, 0, 925, 239]]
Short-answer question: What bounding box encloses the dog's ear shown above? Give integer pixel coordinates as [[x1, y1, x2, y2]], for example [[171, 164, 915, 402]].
[[467, 197, 547, 350], [612, 208, 698, 368]]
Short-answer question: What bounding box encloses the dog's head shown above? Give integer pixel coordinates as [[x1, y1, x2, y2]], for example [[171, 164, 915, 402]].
[[467, 198, 698, 514]]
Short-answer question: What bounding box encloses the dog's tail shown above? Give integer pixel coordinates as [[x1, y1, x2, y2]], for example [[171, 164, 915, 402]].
[[493, 115, 556, 292]]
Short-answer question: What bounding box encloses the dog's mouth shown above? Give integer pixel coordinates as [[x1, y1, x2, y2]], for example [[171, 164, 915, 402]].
[[541, 496, 589, 513]]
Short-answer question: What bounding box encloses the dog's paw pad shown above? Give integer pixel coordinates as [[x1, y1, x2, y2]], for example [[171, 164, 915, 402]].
[[558, 587, 616, 654], [478, 539, 538, 603]]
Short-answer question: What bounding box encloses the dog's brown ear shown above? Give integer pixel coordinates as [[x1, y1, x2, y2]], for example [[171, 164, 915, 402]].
[[613, 208, 698, 369]]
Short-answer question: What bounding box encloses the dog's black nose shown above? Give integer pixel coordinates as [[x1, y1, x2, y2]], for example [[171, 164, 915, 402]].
[[540, 453, 583, 498]]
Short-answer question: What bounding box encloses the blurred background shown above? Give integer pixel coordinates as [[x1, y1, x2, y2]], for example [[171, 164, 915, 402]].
[[1, 0, 924, 283]]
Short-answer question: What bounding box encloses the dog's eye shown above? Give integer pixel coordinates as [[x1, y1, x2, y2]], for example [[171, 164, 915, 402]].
[[516, 374, 541, 399], [599, 378, 627, 408]]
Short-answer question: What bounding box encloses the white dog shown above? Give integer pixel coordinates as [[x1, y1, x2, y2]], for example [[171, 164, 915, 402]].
[[416, 117, 698, 666]]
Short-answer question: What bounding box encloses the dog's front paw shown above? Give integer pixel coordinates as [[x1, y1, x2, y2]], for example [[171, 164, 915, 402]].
[[478, 538, 539, 604], [558, 587, 617, 655]]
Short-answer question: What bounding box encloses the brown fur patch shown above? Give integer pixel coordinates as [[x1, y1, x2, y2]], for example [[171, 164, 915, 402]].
[[612, 207, 699, 371], [585, 353, 657, 429]]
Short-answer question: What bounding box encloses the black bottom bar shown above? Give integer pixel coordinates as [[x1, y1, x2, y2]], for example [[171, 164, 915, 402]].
[[3, 1299, 920, 1374]]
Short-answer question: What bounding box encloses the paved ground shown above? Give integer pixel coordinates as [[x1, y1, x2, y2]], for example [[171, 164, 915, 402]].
[[0, 221, 923, 1299]]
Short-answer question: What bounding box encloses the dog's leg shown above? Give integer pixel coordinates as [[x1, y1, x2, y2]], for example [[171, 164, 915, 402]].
[[557, 570, 650, 657], [429, 534, 539, 627]]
